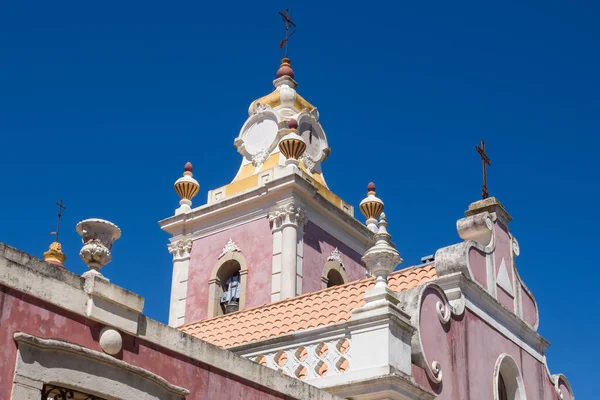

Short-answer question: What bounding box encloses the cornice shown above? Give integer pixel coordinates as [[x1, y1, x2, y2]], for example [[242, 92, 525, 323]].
[[435, 272, 550, 360], [159, 172, 374, 254]]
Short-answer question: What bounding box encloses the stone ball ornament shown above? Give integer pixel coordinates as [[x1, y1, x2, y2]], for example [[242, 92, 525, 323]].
[[276, 57, 295, 79], [99, 327, 123, 355], [76, 218, 121, 277]]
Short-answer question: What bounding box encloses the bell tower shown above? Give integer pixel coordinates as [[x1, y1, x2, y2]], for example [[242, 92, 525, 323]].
[[160, 59, 374, 327]]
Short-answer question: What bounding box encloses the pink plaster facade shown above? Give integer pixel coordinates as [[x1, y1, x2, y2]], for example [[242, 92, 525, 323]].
[[0, 286, 289, 400], [413, 289, 562, 400], [494, 222, 516, 312], [185, 217, 273, 323], [302, 221, 367, 293]]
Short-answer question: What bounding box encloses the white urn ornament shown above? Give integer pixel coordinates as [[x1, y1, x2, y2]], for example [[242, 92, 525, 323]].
[[76, 218, 121, 278]]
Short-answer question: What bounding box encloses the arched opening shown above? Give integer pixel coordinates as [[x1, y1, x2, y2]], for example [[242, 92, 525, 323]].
[[322, 260, 348, 289], [208, 252, 248, 318], [498, 373, 508, 400], [326, 269, 344, 288], [217, 260, 241, 315], [493, 354, 526, 400]]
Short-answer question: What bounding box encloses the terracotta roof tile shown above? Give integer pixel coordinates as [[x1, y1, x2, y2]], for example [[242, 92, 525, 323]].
[[179, 264, 437, 348]]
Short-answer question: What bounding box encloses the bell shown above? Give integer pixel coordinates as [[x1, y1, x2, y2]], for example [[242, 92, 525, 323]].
[[225, 301, 239, 314]]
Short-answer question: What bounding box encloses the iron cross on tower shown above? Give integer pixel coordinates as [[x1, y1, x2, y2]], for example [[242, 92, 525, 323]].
[[49, 200, 67, 242], [278, 8, 296, 58], [476, 140, 492, 199]]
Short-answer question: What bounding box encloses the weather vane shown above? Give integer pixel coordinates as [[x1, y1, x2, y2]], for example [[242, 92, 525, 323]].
[[49, 200, 66, 242], [278, 8, 296, 58], [476, 140, 492, 199]]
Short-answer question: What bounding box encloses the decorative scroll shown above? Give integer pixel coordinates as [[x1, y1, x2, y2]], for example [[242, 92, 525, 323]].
[[403, 283, 465, 386], [249, 337, 351, 380], [42, 384, 105, 400]]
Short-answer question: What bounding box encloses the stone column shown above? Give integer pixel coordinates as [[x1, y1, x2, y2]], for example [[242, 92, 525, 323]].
[[167, 237, 193, 327], [269, 203, 307, 301]]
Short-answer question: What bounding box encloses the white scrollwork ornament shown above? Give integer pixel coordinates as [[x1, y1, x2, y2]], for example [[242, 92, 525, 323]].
[[168, 239, 193, 259], [269, 203, 308, 230], [300, 154, 316, 172], [430, 361, 443, 383], [218, 238, 242, 259], [512, 237, 520, 257], [252, 150, 269, 167], [436, 300, 451, 324], [327, 248, 344, 266]]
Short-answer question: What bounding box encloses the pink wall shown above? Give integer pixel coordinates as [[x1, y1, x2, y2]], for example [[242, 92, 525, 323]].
[[469, 247, 488, 288], [521, 286, 538, 327], [413, 297, 562, 400], [0, 286, 288, 400], [185, 218, 273, 323], [494, 222, 516, 313], [302, 221, 366, 293]]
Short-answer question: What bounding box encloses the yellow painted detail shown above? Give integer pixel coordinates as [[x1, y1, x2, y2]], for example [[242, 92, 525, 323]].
[[251, 90, 314, 113], [298, 161, 327, 187], [233, 152, 281, 182], [43, 241, 66, 264], [225, 174, 259, 196]]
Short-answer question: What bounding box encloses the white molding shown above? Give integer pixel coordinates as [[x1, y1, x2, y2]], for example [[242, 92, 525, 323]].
[[493, 353, 527, 400], [321, 368, 436, 400], [435, 273, 549, 361], [159, 172, 373, 256], [13, 332, 189, 399], [0, 243, 340, 400]]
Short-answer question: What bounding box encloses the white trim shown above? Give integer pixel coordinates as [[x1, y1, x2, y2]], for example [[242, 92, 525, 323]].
[[435, 273, 548, 361], [0, 243, 340, 400], [12, 332, 189, 399], [160, 172, 373, 256], [493, 353, 527, 400]]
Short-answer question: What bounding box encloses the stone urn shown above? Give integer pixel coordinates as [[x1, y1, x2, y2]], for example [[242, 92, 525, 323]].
[[76, 218, 121, 277]]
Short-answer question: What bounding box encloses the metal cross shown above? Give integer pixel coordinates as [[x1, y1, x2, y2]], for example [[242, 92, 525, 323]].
[[476, 140, 492, 199], [278, 8, 296, 58], [49, 200, 66, 242]]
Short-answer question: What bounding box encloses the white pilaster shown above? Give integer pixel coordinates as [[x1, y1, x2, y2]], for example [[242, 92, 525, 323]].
[[167, 237, 193, 327], [269, 203, 307, 301]]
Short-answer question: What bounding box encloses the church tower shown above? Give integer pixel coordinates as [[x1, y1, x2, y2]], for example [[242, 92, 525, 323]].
[[160, 59, 375, 327]]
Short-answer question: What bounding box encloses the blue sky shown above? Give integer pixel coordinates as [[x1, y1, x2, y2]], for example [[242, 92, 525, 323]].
[[1, 0, 597, 396]]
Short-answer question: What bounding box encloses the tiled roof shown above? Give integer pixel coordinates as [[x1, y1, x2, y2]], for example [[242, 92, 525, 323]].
[[179, 264, 437, 348]]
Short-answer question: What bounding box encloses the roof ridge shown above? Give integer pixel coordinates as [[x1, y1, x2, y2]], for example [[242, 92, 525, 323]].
[[179, 264, 433, 329]]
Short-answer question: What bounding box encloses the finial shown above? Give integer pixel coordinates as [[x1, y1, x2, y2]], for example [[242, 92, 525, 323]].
[[184, 162, 193, 176], [359, 182, 384, 233], [279, 123, 306, 168], [76, 218, 121, 279], [44, 241, 66, 268], [174, 162, 200, 215], [362, 212, 402, 289], [276, 58, 295, 80], [45, 200, 67, 268]]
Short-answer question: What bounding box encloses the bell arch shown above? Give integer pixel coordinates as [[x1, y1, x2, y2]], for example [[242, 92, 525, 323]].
[[321, 260, 348, 289], [208, 251, 248, 317]]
